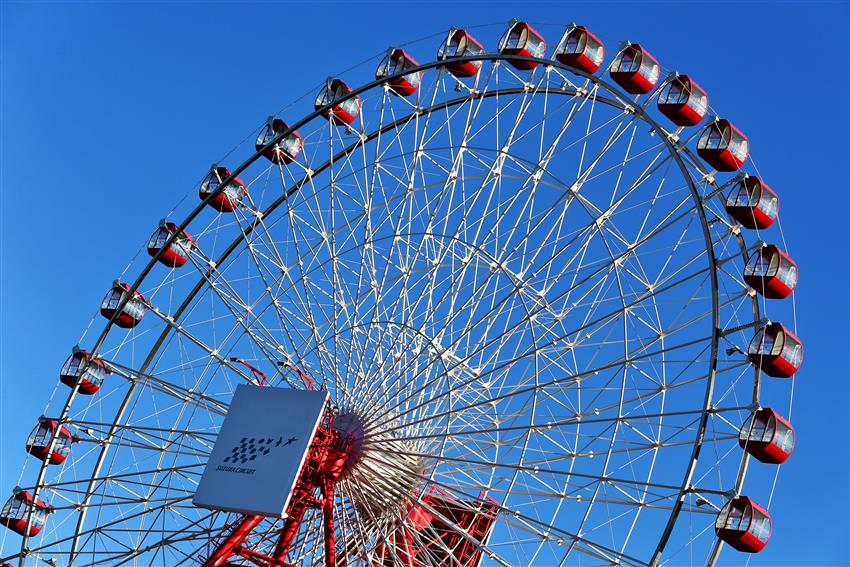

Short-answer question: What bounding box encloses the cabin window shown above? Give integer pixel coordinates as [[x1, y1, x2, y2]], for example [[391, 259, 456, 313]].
[[82, 363, 105, 387], [772, 424, 791, 451], [103, 289, 123, 310], [744, 252, 771, 277], [222, 182, 242, 203], [149, 228, 169, 250], [2, 497, 25, 520], [386, 57, 402, 75], [688, 91, 708, 116], [660, 81, 688, 105], [749, 414, 770, 442], [750, 513, 770, 543], [281, 135, 300, 156], [53, 434, 71, 454], [443, 35, 463, 58], [316, 88, 333, 107], [61, 355, 83, 378], [175, 237, 191, 258], [718, 504, 749, 531], [504, 28, 525, 50], [258, 125, 277, 146], [762, 416, 777, 442], [727, 184, 755, 208], [339, 97, 360, 114], [525, 35, 544, 58], [778, 264, 797, 287], [759, 193, 778, 219], [123, 299, 145, 320], [564, 31, 585, 54], [201, 173, 221, 195], [729, 137, 749, 160], [785, 343, 802, 368], [640, 59, 659, 84], [28, 425, 51, 447], [699, 125, 726, 150], [615, 49, 640, 73], [749, 329, 782, 356], [778, 427, 795, 453], [405, 70, 422, 88], [586, 38, 603, 64]]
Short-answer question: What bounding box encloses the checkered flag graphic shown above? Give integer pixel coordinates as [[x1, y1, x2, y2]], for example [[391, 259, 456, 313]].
[[223, 436, 284, 465]]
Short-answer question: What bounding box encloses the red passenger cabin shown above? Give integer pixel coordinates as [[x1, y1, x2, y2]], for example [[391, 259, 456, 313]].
[[257, 117, 302, 164], [376, 49, 423, 97], [60, 348, 108, 394], [747, 322, 803, 378], [147, 220, 195, 268], [715, 496, 771, 553], [697, 119, 749, 171], [100, 281, 147, 329], [657, 75, 709, 126], [609, 44, 660, 94], [199, 166, 247, 213], [554, 24, 605, 75], [498, 21, 546, 71], [0, 491, 51, 537], [26, 418, 76, 465], [725, 176, 779, 229], [743, 244, 798, 299], [739, 408, 795, 464], [315, 79, 362, 126], [437, 28, 486, 78], [373, 489, 498, 566]]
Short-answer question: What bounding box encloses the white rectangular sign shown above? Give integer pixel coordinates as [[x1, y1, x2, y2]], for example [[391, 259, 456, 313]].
[[193, 384, 328, 517]]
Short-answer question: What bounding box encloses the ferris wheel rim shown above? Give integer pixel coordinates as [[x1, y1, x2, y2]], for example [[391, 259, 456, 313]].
[[10, 46, 772, 567]]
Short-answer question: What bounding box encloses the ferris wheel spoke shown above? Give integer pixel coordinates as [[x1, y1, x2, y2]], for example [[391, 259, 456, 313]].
[[346, 100, 453, 404], [340, 101, 568, 412], [79, 358, 231, 418], [368, 403, 752, 448], [84, 510, 221, 567], [187, 245, 299, 359], [73, 412, 219, 455], [228, 204, 340, 384], [341, 474, 422, 566], [358, 171, 716, 429], [364, 330, 714, 444], [365, 451, 653, 566], [372, 444, 729, 521], [16, 494, 197, 558], [133, 304, 266, 386], [360, 244, 714, 434]]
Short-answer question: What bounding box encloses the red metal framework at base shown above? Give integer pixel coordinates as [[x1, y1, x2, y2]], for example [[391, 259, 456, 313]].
[[202, 408, 347, 567], [373, 488, 498, 567], [202, 403, 499, 567]]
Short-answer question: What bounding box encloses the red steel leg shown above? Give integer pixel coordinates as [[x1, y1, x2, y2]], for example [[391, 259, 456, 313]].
[[272, 498, 309, 561], [203, 411, 357, 566], [203, 514, 264, 567], [322, 481, 336, 567]]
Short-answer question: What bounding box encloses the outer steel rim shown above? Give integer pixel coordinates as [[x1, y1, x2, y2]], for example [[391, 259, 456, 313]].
[[9, 48, 768, 567]]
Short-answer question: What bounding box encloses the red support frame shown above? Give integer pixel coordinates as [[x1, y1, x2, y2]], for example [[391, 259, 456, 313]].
[[202, 381, 496, 567], [203, 406, 346, 567]]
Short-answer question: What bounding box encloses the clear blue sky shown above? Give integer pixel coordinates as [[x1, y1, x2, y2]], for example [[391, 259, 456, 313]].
[[1, 1, 847, 565]]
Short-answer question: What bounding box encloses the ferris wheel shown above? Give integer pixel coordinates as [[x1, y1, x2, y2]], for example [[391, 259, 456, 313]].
[[1, 20, 802, 567]]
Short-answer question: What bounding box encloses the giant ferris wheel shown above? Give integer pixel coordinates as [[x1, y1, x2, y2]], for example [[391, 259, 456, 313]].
[[1, 20, 802, 567]]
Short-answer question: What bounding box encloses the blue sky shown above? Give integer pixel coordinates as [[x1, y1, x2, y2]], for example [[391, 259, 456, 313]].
[[1, 1, 847, 565]]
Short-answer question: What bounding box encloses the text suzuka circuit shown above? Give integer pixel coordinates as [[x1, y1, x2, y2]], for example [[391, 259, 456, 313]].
[[0, 20, 801, 567]]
